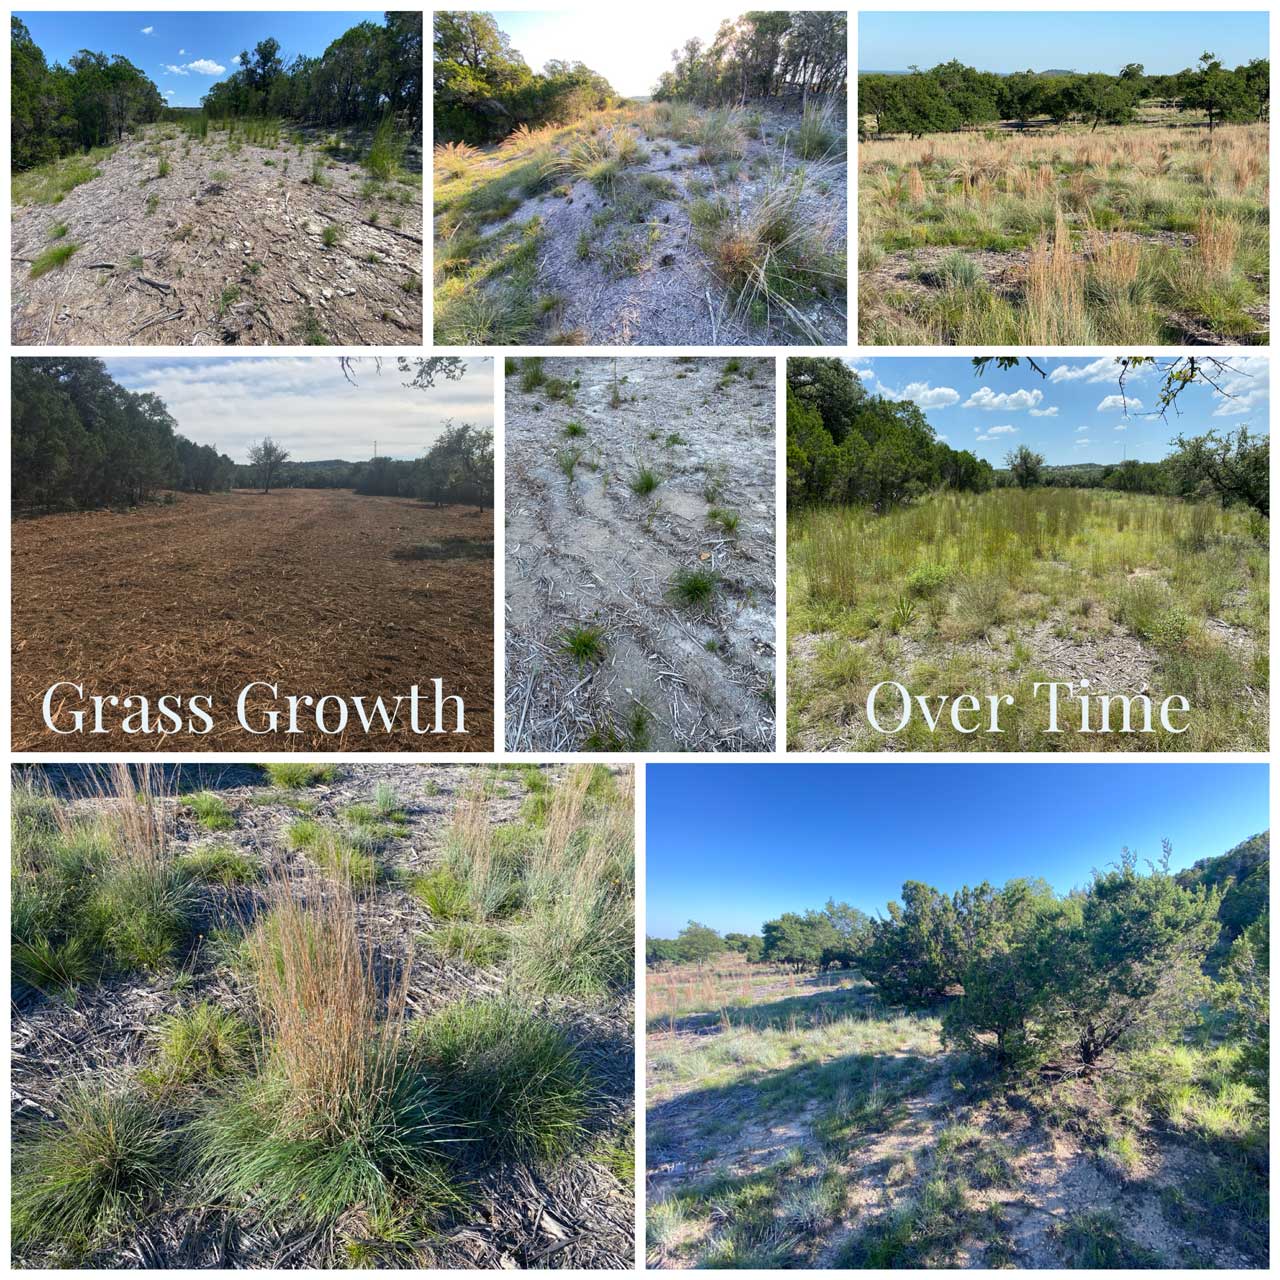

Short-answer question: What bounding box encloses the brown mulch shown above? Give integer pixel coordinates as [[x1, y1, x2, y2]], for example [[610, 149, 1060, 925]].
[[11, 490, 493, 751]]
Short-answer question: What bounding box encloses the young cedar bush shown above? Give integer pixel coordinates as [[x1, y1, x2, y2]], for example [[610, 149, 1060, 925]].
[[848, 847, 1223, 1072]]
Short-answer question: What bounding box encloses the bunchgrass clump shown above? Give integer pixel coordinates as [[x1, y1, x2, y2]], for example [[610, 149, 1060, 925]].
[[286, 817, 377, 887], [560, 623, 607, 667], [195, 887, 458, 1228], [30, 241, 78, 279], [184, 791, 234, 831], [668, 566, 720, 611], [262, 762, 337, 789], [631, 466, 661, 497], [178, 842, 257, 885], [420, 999, 589, 1161], [365, 114, 405, 181], [150, 1002, 252, 1085], [12, 1083, 174, 1255]]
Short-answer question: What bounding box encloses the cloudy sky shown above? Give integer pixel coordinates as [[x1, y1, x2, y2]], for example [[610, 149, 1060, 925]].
[[106, 357, 493, 463], [852, 355, 1270, 467], [16, 11, 373, 108]]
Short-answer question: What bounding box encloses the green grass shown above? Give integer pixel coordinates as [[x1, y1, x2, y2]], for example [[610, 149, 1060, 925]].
[[286, 817, 377, 887], [149, 1003, 253, 1085], [668, 566, 720, 611], [790, 487, 1268, 752], [178, 842, 256, 885], [321, 223, 344, 248], [419, 999, 589, 1161], [13, 147, 113, 206], [365, 114, 406, 181], [12, 1084, 175, 1255], [1050, 1211, 1163, 1267], [262, 763, 337, 789], [631, 466, 661, 497], [30, 241, 78, 279], [560, 623, 606, 667], [184, 791, 234, 831]]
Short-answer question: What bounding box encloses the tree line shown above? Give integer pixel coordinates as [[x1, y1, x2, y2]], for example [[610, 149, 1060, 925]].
[[787, 357, 994, 512], [653, 11, 847, 105], [199, 13, 421, 127], [12, 359, 236, 512], [860, 52, 1269, 139], [434, 11, 619, 145], [232, 424, 495, 510], [12, 17, 166, 170], [789, 358, 1270, 518], [647, 833, 1268, 1087]]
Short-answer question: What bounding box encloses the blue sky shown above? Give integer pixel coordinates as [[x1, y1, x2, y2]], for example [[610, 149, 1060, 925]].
[[852, 355, 1270, 468], [105, 357, 493, 463], [491, 11, 722, 97], [647, 763, 1268, 936], [859, 11, 1268, 75], [16, 11, 377, 107]]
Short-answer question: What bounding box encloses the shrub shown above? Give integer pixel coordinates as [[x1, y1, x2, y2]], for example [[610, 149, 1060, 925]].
[[12, 1084, 174, 1253]]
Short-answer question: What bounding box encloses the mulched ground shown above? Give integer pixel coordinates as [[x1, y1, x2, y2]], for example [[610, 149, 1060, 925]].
[[11, 763, 635, 1270], [12, 490, 493, 751], [12, 124, 423, 346]]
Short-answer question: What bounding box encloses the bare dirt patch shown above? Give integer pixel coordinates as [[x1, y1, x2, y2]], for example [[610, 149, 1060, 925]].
[[505, 357, 775, 751], [11, 490, 492, 751], [11, 762, 633, 1270], [12, 125, 423, 345]]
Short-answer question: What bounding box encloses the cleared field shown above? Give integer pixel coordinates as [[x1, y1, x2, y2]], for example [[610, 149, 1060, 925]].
[[647, 955, 1266, 1269], [789, 488, 1268, 751], [12, 490, 493, 750], [435, 102, 846, 346], [505, 357, 775, 751], [11, 121, 423, 346], [12, 762, 634, 1268], [859, 120, 1269, 345]]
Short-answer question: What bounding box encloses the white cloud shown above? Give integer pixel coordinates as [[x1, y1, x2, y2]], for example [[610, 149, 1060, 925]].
[[1028, 406, 1058, 417], [1114, 424, 1128, 431], [186, 58, 226, 75], [102, 357, 494, 462], [163, 89, 174, 97], [964, 386, 1043, 411], [164, 63, 188, 75], [975, 424, 1017, 442], [900, 380, 959, 409], [178, 48, 185, 54], [851, 366, 875, 382], [1049, 356, 1119, 383], [231, 53, 243, 65], [140, 25, 154, 35], [1211, 355, 1271, 418], [1097, 394, 1141, 413], [936, 434, 949, 442], [1075, 425, 1090, 433], [1075, 438, 1092, 447]]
